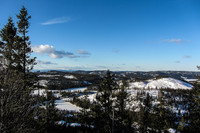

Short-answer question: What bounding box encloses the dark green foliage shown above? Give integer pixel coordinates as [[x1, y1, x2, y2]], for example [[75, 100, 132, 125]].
[[184, 83, 200, 132], [16, 5, 36, 75], [94, 70, 118, 133], [114, 80, 133, 133], [0, 17, 18, 70], [78, 94, 93, 130], [138, 93, 152, 133]]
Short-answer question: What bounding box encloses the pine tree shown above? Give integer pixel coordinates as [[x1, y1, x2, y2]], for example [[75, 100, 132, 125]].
[[94, 70, 118, 133], [45, 91, 60, 132], [114, 80, 133, 132], [78, 93, 93, 132], [186, 83, 200, 132], [138, 93, 152, 133], [16, 5, 36, 76], [0, 17, 18, 70], [0, 6, 38, 133]]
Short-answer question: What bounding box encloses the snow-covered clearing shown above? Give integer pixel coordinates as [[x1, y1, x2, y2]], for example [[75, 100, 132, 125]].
[[181, 76, 198, 82], [129, 78, 193, 90], [79, 91, 97, 103], [65, 87, 87, 92], [55, 100, 81, 112], [64, 75, 76, 79]]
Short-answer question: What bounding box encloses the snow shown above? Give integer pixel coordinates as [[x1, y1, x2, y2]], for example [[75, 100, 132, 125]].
[[79, 92, 97, 103], [64, 87, 87, 92], [181, 76, 198, 82], [64, 75, 77, 79], [129, 78, 193, 90], [32, 89, 46, 96], [67, 123, 81, 127], [168, 128, 176, 133], [56, 120, 66, 125], [38, 80, 48, 86], [55, 100, 81, 112]]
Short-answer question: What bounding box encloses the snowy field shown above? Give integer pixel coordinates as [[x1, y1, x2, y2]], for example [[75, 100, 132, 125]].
[[55, 100, 81, 112], [64, 87, 87, 92]]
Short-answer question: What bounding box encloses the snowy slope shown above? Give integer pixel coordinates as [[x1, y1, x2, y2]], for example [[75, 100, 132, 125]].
[[64, 75, 77, 79], [55, 100, 81, 111], [129, 78, 193, 90]]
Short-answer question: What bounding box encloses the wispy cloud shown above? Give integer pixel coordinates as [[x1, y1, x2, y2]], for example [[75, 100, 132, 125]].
[[41, 17, 71, 25], [162, 39, 183, 44], [76, 50, 91, 55], [37, 60, 57, 65], [32, 44, 79, 59], [183, 55, 191, 59], [175, 61, 181, 63]]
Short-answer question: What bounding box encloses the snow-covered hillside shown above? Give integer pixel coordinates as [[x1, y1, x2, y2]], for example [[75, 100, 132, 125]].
[[129, 78, 193, 90], [64, 75, 77, 79]]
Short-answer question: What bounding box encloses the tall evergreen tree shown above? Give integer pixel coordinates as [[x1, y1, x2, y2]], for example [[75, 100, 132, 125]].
[[0, 6, 39, 133], [0, 17, 17, 70], [16, 5, 36, 76], [114, 80, 133, 133], [138, 93, 152, 133], [186, 83, 200, 132], [94, 70, 118, 133]]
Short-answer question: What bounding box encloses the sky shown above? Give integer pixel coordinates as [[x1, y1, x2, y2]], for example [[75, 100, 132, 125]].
[[0, 0, 200, 71]]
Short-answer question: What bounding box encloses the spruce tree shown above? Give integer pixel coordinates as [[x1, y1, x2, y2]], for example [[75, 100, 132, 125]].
[[0, 6, 39, 133], [138, 93, 152, 133], [0, 17, 17, 70], [16, 5, 36, 76], [94, 70, 118, 133], [114, 80, 133, 132], [186, 83, 200, 132], [78, 93, 93, 132]]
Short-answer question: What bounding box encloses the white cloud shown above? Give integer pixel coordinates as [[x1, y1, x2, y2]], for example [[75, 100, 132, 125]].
[[163, 39, 183, 44], [41, 17, 71, 25], [33, 45, 54, 54], [32, 44, 79, 59]]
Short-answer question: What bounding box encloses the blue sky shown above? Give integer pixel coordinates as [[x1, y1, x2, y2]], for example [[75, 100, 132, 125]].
[[1, 0, 200, 71]]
